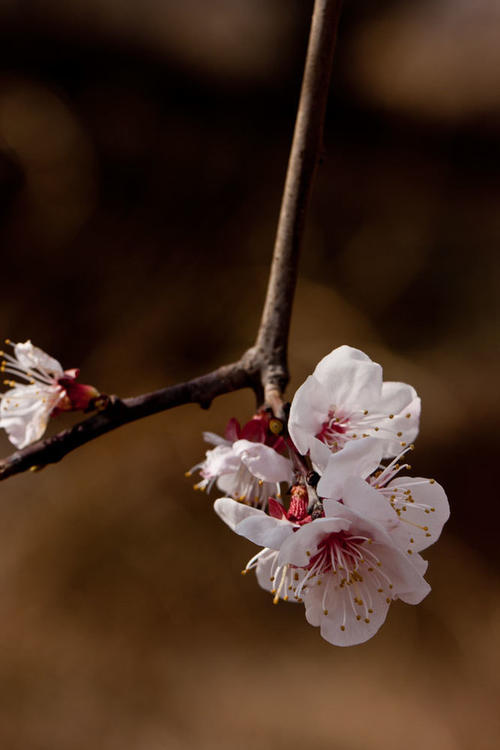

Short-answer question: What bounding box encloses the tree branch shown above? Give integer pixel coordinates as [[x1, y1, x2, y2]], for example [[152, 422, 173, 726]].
[[0, 0, 343, 481], [255, 0, 343, 404]]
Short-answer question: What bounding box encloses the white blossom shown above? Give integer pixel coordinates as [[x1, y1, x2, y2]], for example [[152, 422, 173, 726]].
[[288, 345, 420, 471], [0, 340, 99, 449], [188, 417, 293, 508], [214, 494, 431, 647]]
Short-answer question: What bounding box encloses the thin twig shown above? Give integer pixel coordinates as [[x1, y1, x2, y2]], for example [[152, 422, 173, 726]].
[[0, 0, 343, 481], [256, 0, 343, 404]]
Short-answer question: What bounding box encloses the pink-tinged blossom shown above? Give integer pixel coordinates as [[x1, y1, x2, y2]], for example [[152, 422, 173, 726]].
[[288, 345, 420, 471], [0, 340, 100, 449], [214, 493, 430, 646], [188, 416, 293, 508], [317, 438, 450, 556]]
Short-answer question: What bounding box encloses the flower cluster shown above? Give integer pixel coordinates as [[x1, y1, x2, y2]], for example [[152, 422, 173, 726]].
[[190, 345, 449, 647], [0, 340, 101, 449]]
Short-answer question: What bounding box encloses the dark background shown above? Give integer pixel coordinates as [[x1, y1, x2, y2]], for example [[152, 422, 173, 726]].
[[0, 1, 498, 748]]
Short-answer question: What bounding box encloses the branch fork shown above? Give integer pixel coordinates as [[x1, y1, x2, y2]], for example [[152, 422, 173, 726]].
[[0, 0, 343, 481]]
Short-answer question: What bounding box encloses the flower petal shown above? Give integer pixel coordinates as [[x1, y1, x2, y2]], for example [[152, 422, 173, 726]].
[[13, 340, 63, 377], [304, 574, 391, 646], [236, 514, 296, 550], [317, 438, 384, 500], [254, 548, 303, 601], [202, 431, 229, 447], [0, 385, 61, 448], [232, 440, 293, 483], [385, 476, 449, 552], [213, 497, 263, 531], [202, 444, 240, 479], [371, 541, 431, 604], [288, 376, 331, 456], [337, 476, 397, 528], [313, 346, 383, 408]]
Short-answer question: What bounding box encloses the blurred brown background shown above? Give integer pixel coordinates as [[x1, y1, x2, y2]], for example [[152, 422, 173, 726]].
[[0, 1, 499, 748]]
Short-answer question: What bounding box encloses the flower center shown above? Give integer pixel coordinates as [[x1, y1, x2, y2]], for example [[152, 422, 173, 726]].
[[316, 409, 350, 451]]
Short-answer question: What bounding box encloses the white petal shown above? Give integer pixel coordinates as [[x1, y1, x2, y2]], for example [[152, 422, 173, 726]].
[[317, 438, 384, 500], [375, 394, 421, 458], [371, 541, 430, 604], [338, 476, 397, 527], [288, 376, 331, 456], [254, 549, 279, 593], [202, 431, 229, 447], [0, 385, 61, 448], [313, 345, 383, 408], [213, 497, 295, 549], [378, 381, 419, 415], [254, 549, 303, 601], [304, 574, 391, 647], [216, 472, 240, 497], [232, 440, 293, 483], [202, 444, 240, 478], [13, 340, 63, 377], [213, 497, 264, 531], [236, 514, 296, 550], [385, 476, 449, 552], [308, 437, 333, 473]]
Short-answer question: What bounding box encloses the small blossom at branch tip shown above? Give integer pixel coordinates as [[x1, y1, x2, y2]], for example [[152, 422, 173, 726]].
[[0, 340, 100, 449]]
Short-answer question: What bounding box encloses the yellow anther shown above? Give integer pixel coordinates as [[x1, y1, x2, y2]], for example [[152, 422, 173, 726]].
[[364, 618, 370, 623], [258, 479, 264, 487], [397, 432, 402, 437], [400, 442, 407, 447], [407, 550, 412, 554], [323, 609, 328, 615], [340, 625, 345, 631], [184, 471, 192, 477], [241, 569, 247, 576], [405, 413, 411, 418], [368, 609, 373, 614], [389, 414, 394, 419], [386, 597, 391, 603], [269, 418, 283, 435], [429, 479, 435, 484]]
